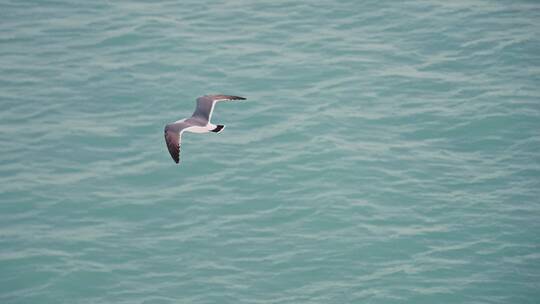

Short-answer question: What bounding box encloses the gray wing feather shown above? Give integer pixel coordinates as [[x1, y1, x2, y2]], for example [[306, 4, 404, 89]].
[[191, 95, 246, 123], [164, 122, 191, 164]]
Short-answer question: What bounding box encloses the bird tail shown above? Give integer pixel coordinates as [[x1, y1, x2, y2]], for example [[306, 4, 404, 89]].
[[211, 124, 225, 133]]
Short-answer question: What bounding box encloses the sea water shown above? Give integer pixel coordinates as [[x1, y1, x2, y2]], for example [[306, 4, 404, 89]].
[[1, 1, 539, 303]]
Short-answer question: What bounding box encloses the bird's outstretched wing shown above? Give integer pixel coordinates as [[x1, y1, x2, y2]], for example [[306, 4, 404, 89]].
[[191, 95, 246, 123], [164, 122, 191, 164]]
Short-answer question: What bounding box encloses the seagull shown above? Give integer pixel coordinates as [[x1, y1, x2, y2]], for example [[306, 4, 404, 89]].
[[164, 94, 247, 164]]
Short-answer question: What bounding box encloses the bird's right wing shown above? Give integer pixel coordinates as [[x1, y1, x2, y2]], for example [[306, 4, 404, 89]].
[[192, 95, 246, 122], [164, 122, 191, 164]]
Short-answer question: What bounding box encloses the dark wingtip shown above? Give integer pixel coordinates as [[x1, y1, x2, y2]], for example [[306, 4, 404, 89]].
[[171, 149, 180, 164], [174, 144, 181, 164], [211, 124, 225, 133], [232, 96, 246, 100]]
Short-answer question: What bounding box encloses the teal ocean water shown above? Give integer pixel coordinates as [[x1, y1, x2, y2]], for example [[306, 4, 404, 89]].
[[1, 1, 540, 303]]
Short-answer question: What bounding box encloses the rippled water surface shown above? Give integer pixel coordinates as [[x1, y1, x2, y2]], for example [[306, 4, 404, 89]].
[[1, 1, 540, 303]]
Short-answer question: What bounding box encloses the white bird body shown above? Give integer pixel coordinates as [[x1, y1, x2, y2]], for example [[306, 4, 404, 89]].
[[173, 119, 218, 133]]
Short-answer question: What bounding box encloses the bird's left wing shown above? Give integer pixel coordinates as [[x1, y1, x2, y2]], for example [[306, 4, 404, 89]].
[[164, 121, 191, 164]]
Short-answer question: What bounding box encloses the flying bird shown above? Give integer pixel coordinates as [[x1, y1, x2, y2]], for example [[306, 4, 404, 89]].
[[164, 94, 246, 164]]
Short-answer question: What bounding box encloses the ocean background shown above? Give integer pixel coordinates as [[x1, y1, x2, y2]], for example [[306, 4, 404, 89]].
[[1, 0, 540, 303]]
